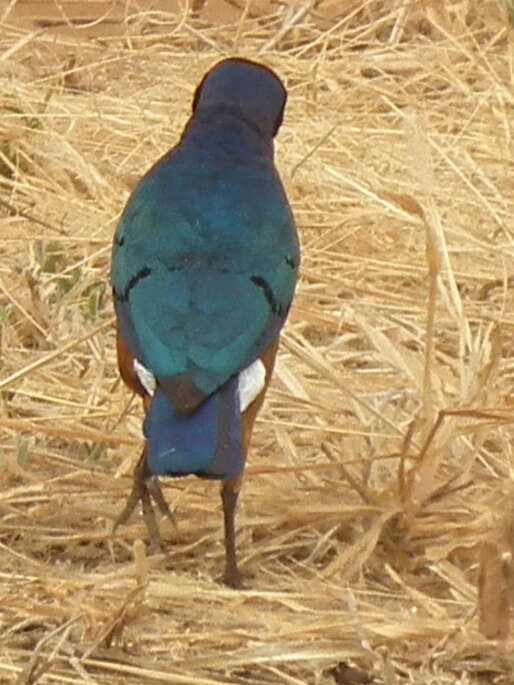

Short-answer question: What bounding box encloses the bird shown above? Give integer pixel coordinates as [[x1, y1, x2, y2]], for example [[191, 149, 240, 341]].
[[110, 57, 300, 588]]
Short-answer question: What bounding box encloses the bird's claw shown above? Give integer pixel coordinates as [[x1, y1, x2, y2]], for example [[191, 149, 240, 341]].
[[113, 452, 176, 553], [221, 566, 244, 589]]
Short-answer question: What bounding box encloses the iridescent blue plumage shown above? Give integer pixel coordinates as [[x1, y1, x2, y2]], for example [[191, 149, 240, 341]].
[[144, 377, 243, 479], [112, 58, 298, 480], [111, 59, 299, 584], [113, 100, 298, 400]]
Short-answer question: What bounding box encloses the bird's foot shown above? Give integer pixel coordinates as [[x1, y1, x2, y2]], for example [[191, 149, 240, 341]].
[[220, 477, 244, 589], [221, 564, 244, 589], [113, 452, 176, 553]]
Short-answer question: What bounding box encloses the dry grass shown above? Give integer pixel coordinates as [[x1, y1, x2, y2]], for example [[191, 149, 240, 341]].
[[1, 0, 514, 682]]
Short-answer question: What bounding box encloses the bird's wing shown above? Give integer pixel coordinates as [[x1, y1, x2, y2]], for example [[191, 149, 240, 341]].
[[112, 183, 298, 409]]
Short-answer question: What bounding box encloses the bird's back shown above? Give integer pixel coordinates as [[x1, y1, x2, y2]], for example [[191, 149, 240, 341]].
[[112, 116, 299, 403]]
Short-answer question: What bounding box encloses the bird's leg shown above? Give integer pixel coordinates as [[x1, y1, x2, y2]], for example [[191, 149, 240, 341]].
[[114, 448, 176, 552], [221, 476, 243, 589]]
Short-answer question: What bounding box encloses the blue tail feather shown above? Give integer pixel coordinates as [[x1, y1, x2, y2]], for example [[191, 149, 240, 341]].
[[144, 376, 244, 480]]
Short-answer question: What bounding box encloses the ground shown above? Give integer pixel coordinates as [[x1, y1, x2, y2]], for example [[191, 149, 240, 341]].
[[1, 1, 514, 683]]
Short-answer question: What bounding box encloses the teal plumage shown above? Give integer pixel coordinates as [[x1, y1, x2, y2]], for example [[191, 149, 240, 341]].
[[113, 109, 297, 397], [111, 58, 299, 586]]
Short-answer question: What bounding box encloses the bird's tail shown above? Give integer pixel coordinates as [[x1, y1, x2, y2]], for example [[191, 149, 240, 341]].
[[143, 375, 245, 480]]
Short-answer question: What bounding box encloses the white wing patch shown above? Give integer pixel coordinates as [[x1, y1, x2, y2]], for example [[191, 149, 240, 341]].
[[238, 359, 266, 411], [133, 358, 266, 412], [134, 358, 156, 396]]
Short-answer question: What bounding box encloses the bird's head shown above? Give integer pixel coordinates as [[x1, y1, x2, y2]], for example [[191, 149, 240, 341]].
[[192, 58, 287, 139]]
